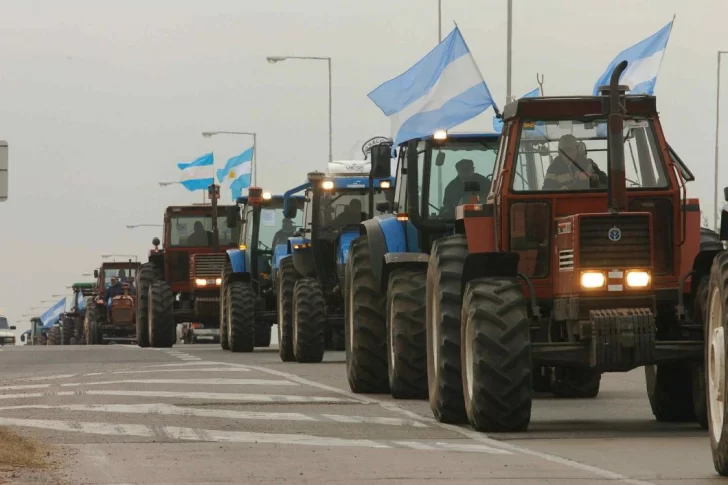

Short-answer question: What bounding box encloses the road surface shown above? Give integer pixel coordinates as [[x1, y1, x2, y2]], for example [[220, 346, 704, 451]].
[[0, 340, 719, 484]]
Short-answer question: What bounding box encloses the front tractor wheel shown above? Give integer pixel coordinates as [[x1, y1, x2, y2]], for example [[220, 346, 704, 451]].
[[136, 263, 161, 348], [47, 326, 61, 346], [220, 262, 232, 351], [277, 258, 299, 362], [386, 268, 427, 399], [84, 303, 103, 346], [292, 278, 326, 363], [707, 251, 728, 475], [461, 278, 532, 432], [228, 281, 255, 353], [148, 280, 175, 348], [645, 363, 694, 422], [345, 236, 388, 393], [427, 235, 468, 423]]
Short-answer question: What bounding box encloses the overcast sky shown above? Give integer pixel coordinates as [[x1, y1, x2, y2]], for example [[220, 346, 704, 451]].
[[1, 0, 726, 336]]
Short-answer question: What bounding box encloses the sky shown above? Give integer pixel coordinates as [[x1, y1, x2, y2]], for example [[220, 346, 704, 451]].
[[0, 0, 726, 336]]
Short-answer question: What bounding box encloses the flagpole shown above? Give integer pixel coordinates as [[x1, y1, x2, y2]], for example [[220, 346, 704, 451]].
[[252, 133, 257, 186], [506, 0, 513, 101], [438, 0, 442, 42]]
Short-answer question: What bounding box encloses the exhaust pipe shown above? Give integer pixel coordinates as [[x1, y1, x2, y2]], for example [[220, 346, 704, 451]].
[[607, 60, 628, 213]]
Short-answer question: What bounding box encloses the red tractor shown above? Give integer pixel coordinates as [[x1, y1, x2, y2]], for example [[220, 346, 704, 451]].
[[354, 61, 719, 433], [136, 204, 239, 348], [84, 262, 140, 345]]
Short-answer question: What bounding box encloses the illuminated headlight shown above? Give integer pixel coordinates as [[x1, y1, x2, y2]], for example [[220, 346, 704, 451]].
[[195, 279, 207, 287], [626, 270, 650, 288], [262, 192, 272, 200], [215, 278, 222, 285], [380, 180, 391, 189], [321, 180, 335, 190], [580, 271, 605, 289], [433, 130, 448, 140], [293, 243, 311, 250], [196, 278, 222, 287]]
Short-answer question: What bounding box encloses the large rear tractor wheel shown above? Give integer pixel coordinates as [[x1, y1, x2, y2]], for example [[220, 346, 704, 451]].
[[61, 317, 74, 345], [277, 257, 298, 362], [228, 281, 255, 353], [292, 278, 326, 363], [461, 278, 532, 432], [47, 326, 61, 346], [148, 280, 175, 348], [345, 236, 388, 393], [707, 251, 728, 475], [693, 276, 710, 429], [551, 368, 601, 398], [255, 323, 272, 347], [84, 303, 102, 346], [387, 268, 427, 399], [220, 262, 232, 351], [426, 235, 468, 423], [136, 263, 160, 348], [645, 363, 695, 421]]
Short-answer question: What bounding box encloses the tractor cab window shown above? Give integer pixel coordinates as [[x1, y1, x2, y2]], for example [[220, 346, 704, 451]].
[[316, 189, 388, 238], [103, 268, 137, 287], [423, 140, 499, 220], [265, 205, 303, 250], [511, 119, 669, 192], [170, 215, 240, 247]]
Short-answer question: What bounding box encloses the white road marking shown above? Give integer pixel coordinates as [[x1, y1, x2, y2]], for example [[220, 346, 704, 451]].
[[46, 389, 355, 404], [110, 367, 250, 375], [59, 378, 296, 387], [232, 362, 656, 485], [0, 384, 51, 391], [26, 374, 77, 381], [83, 372, 105, 377], [139, 362, 221, 369], [0, 403, 428, 428], [0, 416, 506, 453]]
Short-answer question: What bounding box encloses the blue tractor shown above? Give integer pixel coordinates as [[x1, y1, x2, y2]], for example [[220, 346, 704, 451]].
[[345, 133, 500, 402], [276, 161, 394, 363], [220, 186, 305, 352]]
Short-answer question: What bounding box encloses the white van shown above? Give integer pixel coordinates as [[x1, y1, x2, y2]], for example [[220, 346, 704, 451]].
[[0, 315, 16, 346]]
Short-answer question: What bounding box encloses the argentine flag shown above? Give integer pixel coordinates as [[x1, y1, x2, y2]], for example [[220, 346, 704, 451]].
[[368, 27, 496, 148], [592, 20, 674, 96], [41, 298, 66, 329], [492, 87, 540, 133], [217, 147, 253, 200], [177, 153, 214, 191]]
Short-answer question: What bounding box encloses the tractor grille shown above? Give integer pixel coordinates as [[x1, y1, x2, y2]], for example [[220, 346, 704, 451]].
[[111, 307, 134, 324], [579, 215, 651, 269], [192, 254, 226, 279]]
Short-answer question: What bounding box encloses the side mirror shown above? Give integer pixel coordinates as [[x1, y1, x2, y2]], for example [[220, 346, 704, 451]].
[[93, 269, 99, 278], [10, 325, 16, 330], [464, 180, 481, 192], [226, 206, 239, 228], [370, 144, 392, 179], [723, 186, 728, 202], [376, 201, 391, 213], [435, 152, 446, 167], [152, 237, 160, 247]]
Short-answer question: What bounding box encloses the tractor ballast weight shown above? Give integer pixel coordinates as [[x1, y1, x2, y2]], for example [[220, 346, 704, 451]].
[[220, 187, 305, 352], [137, 204, 239, 348]]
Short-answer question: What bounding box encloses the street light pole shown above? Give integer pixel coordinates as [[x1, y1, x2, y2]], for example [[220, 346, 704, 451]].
[[438, 0, 442, 42], [267, 55, 333, 164], [715, 50, 728, 230], [506, 0, 513, 101], [126, 224, 163, 229], [202, 131, 258, 185]]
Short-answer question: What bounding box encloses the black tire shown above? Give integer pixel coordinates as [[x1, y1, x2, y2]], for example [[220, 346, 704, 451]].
[[426, 235, 468, 423], [532, 367, 552, 393], [460, 278, 532, 432], [345, 236, 388, 393], [61, 317, 74, 345], [292, 278, 326, 363], [84, 302, 102, 346], [694, 276, 709, 429], [136, 263, 160, 348], [255, 323, 272, 347], [277, 257, 298, 362], [707, 251, 728, 474], [645, 363, 695, 421], [551, 368, 601, 398], [228, 281, 255, 353], [386, 268, 427, 399], [47, 326, 61, 346], [220, 262, 231, 351], [87, 321, 100, 345], [148, 280, 175, 348]]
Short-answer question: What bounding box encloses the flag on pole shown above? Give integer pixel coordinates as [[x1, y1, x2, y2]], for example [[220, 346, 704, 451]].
[[41, 298, 66, 329], [592, 20, 674, 95], [492, 87, 540, 133], [177, 153, 214, 191], [368, 26, 497, 148], [217, 147, 253, 199]]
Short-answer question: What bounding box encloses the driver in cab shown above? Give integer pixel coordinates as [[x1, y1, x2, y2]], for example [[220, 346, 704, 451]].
[[441, 159, 491, 218], [543, 134, 607, 190]]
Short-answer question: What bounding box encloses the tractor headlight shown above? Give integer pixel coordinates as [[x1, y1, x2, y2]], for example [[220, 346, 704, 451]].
[[262, 192, 272, 200], [626, 270, 650, 288], [380, 180, 391, 189], [433, 130, 448, 140], [195, 279, 207, 287], [321, 180, 334, 190], [215, 278, 222, 285], [580, 271, 605, 289]]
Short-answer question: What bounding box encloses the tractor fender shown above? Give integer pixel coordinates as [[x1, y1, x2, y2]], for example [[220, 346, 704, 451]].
[[381, 252, 429, 293], [461, 252, 521, 296], [272, 244, 289, 273], [359, 215, 407, 286], [337, 229, 360, 267], [226, 248, 246, 274]]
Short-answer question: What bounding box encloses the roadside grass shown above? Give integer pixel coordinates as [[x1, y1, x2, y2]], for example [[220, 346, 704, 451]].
[[0, 427, 46, 469]]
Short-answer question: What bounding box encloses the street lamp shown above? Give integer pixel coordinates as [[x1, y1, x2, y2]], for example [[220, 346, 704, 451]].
[[266, 55, 333, 164], [715, 50, 728, 230], [50, 294, 66, 298], [202, 131, 258, 185], [126, 224, 162, 229], [101, 254, 138, 262], [158, 181, 179, 187]]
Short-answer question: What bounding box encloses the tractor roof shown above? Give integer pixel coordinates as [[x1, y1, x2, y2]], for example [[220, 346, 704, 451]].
[[100, 261, 141, 269], [71, 282, 95, 289], [235, 193, 305, 205], [501, 94, 657, 122], [402, 132, 500, 145], [166, 205, 234, 215]]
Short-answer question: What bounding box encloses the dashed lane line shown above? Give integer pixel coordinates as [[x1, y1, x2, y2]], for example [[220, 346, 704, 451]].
[[58, 378, 296, 387]]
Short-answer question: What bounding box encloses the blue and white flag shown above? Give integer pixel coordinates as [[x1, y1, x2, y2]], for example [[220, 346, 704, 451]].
[[41, 298, 66, 329], [492, 87, 540, 133], [368, 27, 497, 148], [217, 147, 253, 199], [177, 153, 214, 191], [592, 20, 674, 96]]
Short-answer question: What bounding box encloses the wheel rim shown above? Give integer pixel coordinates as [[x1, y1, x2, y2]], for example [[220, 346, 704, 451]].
[[464, 313, 474, 403], [709, 285, 726, 441]]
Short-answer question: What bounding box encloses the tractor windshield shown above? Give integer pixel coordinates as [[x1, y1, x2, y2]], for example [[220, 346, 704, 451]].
[[170, 215, 240, 247], [317, 189, 388, 230], [240, 202, 305, 251], [103, 268, 137, 287], [511, 118, 669, 192]]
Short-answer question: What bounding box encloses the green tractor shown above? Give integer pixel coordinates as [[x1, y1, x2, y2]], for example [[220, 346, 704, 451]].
[[63, 282, 96, 344]]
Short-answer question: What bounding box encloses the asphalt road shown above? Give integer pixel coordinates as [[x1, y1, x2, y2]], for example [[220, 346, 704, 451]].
[[0, 337, 721, 485]]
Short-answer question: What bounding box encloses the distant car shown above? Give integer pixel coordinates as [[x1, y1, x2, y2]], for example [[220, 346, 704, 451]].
[[0, 315, 17, 346]]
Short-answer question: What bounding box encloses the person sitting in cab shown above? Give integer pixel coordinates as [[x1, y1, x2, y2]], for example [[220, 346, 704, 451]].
[[543, 134, 607, 190], [441, 158, 491, 217], [106, 276, 124, 304]]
